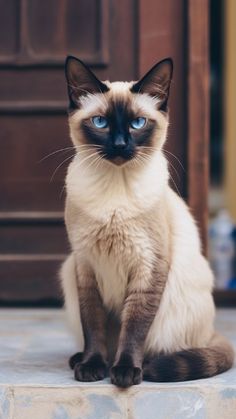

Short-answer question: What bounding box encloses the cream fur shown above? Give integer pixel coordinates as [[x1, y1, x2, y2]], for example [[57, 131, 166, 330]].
[[60, 253, 84, 347], [145, 188, 215, 353], [60, 81, 216, 355]]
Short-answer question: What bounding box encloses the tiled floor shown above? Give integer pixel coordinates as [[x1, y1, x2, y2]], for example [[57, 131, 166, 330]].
[[0, 309, 235, 419]]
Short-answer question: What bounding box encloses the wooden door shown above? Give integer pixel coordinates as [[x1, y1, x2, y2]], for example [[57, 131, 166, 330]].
[[0, 0, 209, 304]]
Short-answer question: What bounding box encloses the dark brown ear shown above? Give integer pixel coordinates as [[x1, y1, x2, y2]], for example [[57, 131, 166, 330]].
[[131, 58, 173, 111], [65, 56, 109, 110]]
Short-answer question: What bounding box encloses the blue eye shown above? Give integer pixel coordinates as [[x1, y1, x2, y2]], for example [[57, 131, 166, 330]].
[[130, 117, 146, 129], [92, 116, 108, 128]]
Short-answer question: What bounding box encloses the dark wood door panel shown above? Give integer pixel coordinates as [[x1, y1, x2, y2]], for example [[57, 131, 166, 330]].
[[0, 224, 68, 254], [0, 1, 19, 57], [0, 114, 69, 212], [0, 259, 62, 304], [26, 0, 108, 63], [0, 0, 109, 66], [0, 0, 209, 303], [0, 69, 68, 110]]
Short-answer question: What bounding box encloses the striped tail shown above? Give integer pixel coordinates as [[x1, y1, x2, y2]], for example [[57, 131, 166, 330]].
[[143, 334, 234, 382]]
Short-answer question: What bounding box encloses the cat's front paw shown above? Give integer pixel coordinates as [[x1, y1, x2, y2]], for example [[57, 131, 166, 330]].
[[74, 353, 107, 382], [110, 364, 142, 388], [69, 352, 83, 369]]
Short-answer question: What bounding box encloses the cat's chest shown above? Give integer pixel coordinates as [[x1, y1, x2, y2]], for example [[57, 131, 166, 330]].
[[77, 211, 147, 311], [75, 209, 137, 255], [92, 214, 133, 256]]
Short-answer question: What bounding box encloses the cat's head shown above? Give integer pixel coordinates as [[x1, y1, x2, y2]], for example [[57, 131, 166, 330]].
[[65, 56, 173, 166]]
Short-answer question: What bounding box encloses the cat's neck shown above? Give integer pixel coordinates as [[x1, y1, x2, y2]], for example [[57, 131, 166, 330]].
[[66, 150, 169, 221]]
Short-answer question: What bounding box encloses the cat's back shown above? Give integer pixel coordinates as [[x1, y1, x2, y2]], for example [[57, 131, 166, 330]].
[[165, 187, 202, 251]]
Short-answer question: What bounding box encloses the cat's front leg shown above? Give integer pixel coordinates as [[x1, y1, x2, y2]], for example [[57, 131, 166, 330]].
[[74, 261, 108, 382], [111, 262, 168, 387]]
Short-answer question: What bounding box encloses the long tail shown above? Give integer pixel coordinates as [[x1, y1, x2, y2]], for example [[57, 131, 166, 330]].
[[143, 334, 234, 382]]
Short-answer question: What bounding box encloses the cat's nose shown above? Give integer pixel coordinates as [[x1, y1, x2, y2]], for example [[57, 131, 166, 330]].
[[113, 135, 127, 149]]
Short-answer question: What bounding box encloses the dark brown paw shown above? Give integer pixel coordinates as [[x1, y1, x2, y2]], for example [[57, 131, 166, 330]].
[[110, 365, 142, 387], [74, 354, 107, 382], [69, 352, 83, 369]]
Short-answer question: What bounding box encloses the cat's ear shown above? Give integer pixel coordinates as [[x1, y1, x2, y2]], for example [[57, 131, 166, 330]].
[[131, 58, 173, 111], [65, 56, 109, 110]]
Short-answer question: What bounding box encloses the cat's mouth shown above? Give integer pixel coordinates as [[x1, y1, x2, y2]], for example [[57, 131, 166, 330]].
[[102, 150, 135, 166], [109, 156, 129, 166]]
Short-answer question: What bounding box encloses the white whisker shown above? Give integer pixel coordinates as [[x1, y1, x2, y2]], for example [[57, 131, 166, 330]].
[[166, 160, 180, 180], [39, 146, 76, 163], [68, 151, 100, 177], [50, 154, 76, 183], [169, 173, 181, 197], [163, 149, 185, 172]]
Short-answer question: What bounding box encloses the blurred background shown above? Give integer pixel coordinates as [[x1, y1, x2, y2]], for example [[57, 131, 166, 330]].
[[0, 0, 235, 306]]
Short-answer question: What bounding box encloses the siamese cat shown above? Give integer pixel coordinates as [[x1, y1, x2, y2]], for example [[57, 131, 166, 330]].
[[60, 56, 234, 387]]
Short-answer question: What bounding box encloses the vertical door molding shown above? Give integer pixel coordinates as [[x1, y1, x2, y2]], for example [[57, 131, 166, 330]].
[[187, 0, 210, 252], [225, 0, 236, 222]]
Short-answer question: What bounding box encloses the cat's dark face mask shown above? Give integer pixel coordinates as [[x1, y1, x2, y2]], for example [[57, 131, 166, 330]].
[[79, 98, 158, 165], [65, 56, 173, 165]]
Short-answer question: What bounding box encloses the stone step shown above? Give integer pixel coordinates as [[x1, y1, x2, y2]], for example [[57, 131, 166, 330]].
[[0, 308, 235, 419]]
